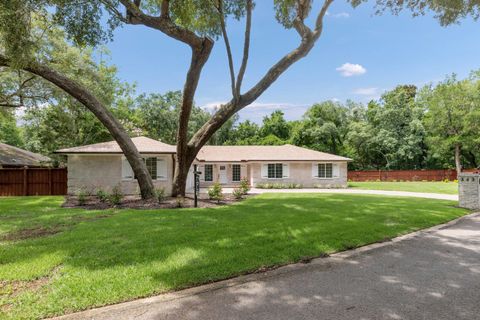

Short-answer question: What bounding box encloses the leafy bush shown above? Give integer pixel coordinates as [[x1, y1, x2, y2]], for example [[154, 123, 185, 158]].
[[232, 187, 243, 200], [96, 189, 109, 202], [109, 184, 123, 205], [208, 182, 223, 203], [76, 189, 88, 206], [239, 178, 250, 194], [155, 187, 166, 203]]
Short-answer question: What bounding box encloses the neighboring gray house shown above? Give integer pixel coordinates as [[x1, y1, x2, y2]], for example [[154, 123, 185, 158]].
[[0, 142, 51, 168], [56, 137, 352, 195]]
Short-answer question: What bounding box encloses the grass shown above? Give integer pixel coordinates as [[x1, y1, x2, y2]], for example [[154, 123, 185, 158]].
[[348, 181, 458, 194], [0, 194, 468, 319]]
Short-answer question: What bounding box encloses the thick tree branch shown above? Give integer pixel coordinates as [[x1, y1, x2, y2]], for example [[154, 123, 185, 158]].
[[217, 0, 237, 99], [235, 0, 252, 98], [0, 54, 155, 198], [188, 0, 334, 151], [117, 0, 207, 48]]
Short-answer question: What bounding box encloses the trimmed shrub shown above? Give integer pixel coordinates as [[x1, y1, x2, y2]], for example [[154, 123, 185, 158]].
[[208, 182, 223, 203], [76, 189, 88, 206], [232, 187, 243, 200], [155, 187, 166, 203], [239, 178, 250, 194], [96, 189, 109, 202], [109, 184, 123, 205]]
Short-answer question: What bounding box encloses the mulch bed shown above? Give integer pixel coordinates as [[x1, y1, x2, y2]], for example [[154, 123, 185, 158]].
[[62, 194, 251, 210]]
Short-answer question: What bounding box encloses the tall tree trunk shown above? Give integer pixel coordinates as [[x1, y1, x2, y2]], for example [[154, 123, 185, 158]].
[[455, 144, 462, 175], [0, 55, 155, 199]]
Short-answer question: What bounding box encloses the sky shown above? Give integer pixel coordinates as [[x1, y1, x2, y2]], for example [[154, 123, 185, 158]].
[[105, 1, 480, 123]]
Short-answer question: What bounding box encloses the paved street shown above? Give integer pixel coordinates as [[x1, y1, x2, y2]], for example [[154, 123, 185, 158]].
[[56, 212, 480, 320]]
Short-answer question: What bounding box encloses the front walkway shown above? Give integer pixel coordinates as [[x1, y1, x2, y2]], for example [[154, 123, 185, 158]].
[[54, 212, 479, 320], [198, 187, 458, 201]]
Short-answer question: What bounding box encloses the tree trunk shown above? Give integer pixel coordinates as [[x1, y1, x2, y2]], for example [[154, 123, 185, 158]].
[[0, 55, 155, 199], [455, 144, 462, 175]]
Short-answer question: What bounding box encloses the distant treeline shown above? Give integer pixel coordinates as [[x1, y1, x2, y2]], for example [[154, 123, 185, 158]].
[[2, 73, 479, 172]]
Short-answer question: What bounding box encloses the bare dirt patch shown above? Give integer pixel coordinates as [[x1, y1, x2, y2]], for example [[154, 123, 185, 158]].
[[1, 226, 64, 241], [62, 194, 252, 210]]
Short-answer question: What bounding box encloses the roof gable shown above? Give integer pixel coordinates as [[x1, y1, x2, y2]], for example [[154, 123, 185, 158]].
[[56, 137, 176, 154]]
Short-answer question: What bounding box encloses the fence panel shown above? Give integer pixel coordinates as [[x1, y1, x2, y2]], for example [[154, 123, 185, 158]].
[[348, 169, 459, 182], [0, 168, 67, 196]]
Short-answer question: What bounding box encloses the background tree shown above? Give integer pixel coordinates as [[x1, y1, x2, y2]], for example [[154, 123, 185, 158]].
[[420, 74, 480, 174], [292, 101, 349, 154], [0, 10, 155, 198], [0, 109, 24, 147]]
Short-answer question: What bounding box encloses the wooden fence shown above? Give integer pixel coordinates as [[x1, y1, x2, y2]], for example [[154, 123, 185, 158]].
[[347, 169, 459, 182], [0, 168, 67, 196]]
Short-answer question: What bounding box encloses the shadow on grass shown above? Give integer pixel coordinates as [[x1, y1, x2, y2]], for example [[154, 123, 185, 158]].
[[0, 193, 469, 318]]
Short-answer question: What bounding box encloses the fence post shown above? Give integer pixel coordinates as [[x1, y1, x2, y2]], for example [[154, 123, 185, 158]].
[[23, 166, 28, 196], [49, 168, 52, 195]]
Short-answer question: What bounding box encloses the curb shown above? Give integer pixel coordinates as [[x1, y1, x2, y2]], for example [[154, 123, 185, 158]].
[[51, 210, 479, 320]]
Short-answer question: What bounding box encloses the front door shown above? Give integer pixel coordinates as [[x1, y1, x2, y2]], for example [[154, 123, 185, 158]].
[[219, 165, 228, 184]]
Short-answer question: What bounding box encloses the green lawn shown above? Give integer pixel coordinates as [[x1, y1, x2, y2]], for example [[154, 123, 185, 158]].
[[348, 181, 458, 194], [0, 194, 467, 319]]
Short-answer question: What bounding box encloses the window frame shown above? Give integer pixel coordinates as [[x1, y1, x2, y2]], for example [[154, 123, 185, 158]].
[[145, 157, 158, 180], [232, 164, 241, 182], [317, 163, 333, 179], [267, 163, 284, 179], [204, 164, 213, 182]]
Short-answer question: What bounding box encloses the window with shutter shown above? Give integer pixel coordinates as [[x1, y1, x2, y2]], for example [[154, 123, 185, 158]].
[[267, 163, 283, 179], [204, 164, 213, 181], [318, 163, 333, 178]]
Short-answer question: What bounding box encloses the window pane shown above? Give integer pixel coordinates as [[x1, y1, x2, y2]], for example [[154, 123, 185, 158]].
[[275, 163, 283, 178], [146, 157, 157, 180], [318, 164, 325, 178], [268, 164, 275, 178], [232, 164, 241, 182], [326, 163, 333, 178], [205, 164, 213, 181]]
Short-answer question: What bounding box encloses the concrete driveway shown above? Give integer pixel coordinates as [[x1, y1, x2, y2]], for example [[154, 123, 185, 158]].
[[55, 212, 480, 320]]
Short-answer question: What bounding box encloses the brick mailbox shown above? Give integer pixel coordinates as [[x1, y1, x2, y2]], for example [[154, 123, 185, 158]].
[[458, 172, 480, 210]]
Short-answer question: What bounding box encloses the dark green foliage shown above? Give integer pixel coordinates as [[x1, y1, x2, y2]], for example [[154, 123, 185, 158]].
[[96, 189, 109, 203], [109, 184, 123, 205]]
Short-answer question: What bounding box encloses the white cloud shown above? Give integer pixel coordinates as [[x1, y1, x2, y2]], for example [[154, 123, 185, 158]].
[[336, 63, 367, 77], [352, 87, 380, 96], [332, 12, 350, 18]]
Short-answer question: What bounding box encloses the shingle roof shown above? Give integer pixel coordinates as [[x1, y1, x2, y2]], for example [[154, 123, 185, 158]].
[[0, 143, 51, 167], [56, 137, 351, 162], [56, 136, 176, 154], [196, 144, 352, 162]]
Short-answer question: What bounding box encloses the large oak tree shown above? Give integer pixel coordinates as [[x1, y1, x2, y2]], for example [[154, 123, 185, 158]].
[[1, 0, 479, 196]]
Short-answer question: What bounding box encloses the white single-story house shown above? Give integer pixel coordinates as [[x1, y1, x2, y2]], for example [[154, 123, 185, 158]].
[[56, 136, 352, 195]]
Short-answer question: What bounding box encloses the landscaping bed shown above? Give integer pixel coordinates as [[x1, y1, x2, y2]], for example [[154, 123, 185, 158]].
[[62, 194, 249, 209]]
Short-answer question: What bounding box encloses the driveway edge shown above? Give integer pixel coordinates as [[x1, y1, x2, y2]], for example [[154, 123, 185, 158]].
[[52, 210, 479, 320]]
